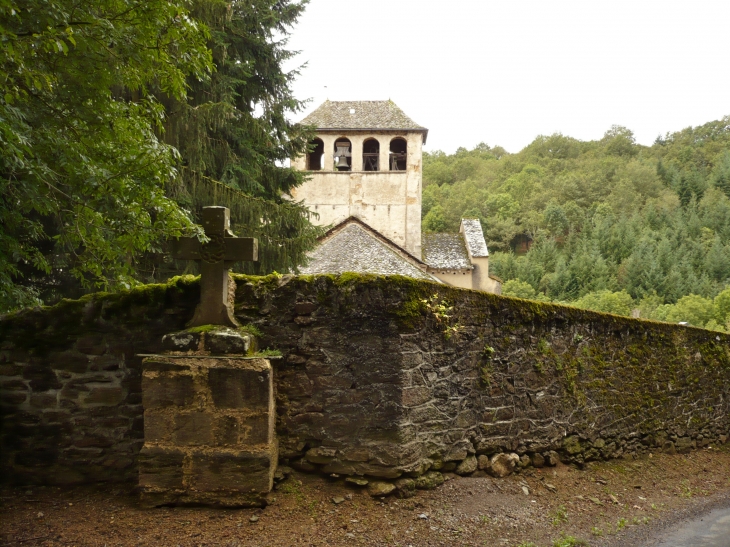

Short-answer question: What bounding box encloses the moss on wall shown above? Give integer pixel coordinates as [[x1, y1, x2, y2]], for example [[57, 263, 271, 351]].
[[1, 273, 729, 485]]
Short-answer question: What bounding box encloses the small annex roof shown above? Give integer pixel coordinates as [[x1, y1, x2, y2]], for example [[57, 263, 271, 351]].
[[422, 233, 472, 271], [460, 218, 489, 258], [300, 100, 427, 139], [299, 217, 440, 282]]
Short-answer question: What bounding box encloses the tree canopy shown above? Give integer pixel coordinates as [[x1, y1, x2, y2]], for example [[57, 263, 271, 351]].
[[1, 0, 320, 312], [423, 118, 730, 331]]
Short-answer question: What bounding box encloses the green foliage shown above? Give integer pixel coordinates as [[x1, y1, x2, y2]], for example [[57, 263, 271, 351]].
[[572, 290, 634, 317], [550, 505, 569, 526], [1, 0, 322, 313], [159, 0, 324, 279], [656, 294, 714, 327], [713, 286, 730, 324], [424, 117, 730, 321], [502, 279, 550, 302], [0, 0, 213, 311], [552, 535, 588, 547], [239, 324, 263, 338]]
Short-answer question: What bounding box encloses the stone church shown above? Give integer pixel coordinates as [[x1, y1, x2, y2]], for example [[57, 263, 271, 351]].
[[291, 100, 501, 294]]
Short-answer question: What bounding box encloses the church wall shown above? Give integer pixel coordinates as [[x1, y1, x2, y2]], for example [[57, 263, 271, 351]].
[[291, 131, 422, 257], [469, 257, 502, 294], [430, 270, 474, 290]]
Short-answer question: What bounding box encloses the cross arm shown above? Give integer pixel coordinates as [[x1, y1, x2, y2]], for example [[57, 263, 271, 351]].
[[223, 237, 258, 262]]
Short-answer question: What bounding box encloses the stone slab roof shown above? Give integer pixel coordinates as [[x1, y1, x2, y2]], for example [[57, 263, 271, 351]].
[[300, 218, 439, 282], [300, 100, 426, 131], [422, 233, 472, 271], [461, 218, 489, 258]]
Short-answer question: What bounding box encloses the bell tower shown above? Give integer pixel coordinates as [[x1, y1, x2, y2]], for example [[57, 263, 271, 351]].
[[291, 100, 428, 257]]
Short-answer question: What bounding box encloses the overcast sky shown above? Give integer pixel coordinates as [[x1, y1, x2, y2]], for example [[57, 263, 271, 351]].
[[285, 0, 730, 154]]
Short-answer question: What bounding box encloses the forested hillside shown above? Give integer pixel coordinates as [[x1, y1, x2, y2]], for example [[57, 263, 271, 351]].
[[422, 118, 730, 331]]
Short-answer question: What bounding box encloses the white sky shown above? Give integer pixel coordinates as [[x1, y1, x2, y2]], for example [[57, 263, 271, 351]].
[[285, 0, 730, 154]]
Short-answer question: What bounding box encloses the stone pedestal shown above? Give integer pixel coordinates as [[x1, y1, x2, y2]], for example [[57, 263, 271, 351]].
[[139, 329, 276, 507]]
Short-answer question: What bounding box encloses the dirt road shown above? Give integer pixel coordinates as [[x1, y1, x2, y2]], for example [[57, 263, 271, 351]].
[[2, 446, 729, 547]]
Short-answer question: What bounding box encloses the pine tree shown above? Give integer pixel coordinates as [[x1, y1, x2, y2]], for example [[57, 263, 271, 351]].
[[711, 152, 730, 200], [156, 0, 323, 277]]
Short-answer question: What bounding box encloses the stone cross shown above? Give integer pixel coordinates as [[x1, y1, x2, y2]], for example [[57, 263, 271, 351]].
[[172, 206, 257, 328]]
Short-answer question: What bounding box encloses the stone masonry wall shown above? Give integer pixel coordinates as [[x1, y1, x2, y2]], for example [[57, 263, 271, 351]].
[[1, 273, 729, 486], [238, 275, 730, 478], [0, 281, 199, 484]]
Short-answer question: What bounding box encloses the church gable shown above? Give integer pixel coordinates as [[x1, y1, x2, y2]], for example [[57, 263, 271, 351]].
[[299, 218, 439, 283]]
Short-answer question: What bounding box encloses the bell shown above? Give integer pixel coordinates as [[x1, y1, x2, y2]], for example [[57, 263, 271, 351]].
[[335, 155, 349, 169]]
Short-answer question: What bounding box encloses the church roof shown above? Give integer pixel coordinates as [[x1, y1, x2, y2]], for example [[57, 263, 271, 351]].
[[300, 100, 427, 133], [461, 218, 489, 258], [299, 218, 440, 282], [422, 233, 472, 271], [422, 219, 490, 270]]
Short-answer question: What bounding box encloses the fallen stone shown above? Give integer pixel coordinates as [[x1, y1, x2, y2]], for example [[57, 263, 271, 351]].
[[368, 481, 396, 497], [563, 435, 583, 455], [395, 478, 416, 498], [589, 497, 603, 506], [675, 437, 694, 454], [305, 447, 337, 464], [290, 459, 317, 473], [531, 453, 545, 468], [274, 465, 293, 483], [521, 486, 530, 496], [332, 496, 345, 504], [455, 456, 477, 476], [477, 455, 491, 471], [249, 515, 259, 523], [345, 477, 368, 486], [544, 451, 561, 466], [488, 453, 519, 478], [415, 471, 444, 490], [519, 454, 531, 468]]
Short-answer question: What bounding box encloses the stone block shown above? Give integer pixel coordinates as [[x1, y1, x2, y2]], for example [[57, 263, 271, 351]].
[[189, 448, 275, 493], [0, 363, 23, 376], [85, 387, 124, 406], [214, 415, 240, 446], [1, 391, 27, 405], [239, 413, 274, 445], [23, 365, 61, 391], [174, 412, 215, 446], [75, 335, 107, 355], [209, 365, 271, 410], [294, 302, 318, 315], [138, 446, 185, 490], [402, 387, 431, 407], [161, 331, 201, 352], [30, 393, 57, 409], [143, 412, 174, 443], [205, 330, 250, 355], [305, 446, 337, 464], [0, 378, 26, 390], [143, 359, 190, 373], [49, 352, 90, 374], [455, 455, 477, 475], [142, 374, 195, 408]]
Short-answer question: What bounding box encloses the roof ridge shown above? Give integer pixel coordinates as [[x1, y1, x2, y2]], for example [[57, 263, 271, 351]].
[[300, 100, 427, 132]]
